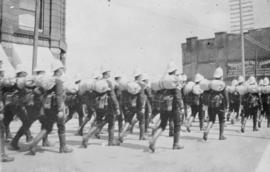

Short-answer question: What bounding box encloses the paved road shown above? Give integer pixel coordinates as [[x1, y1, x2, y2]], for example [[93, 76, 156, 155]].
[[1, 118, 270, 172]]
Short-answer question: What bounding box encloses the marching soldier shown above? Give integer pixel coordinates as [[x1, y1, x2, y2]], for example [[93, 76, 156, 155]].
[[4, 65, 33, 145], [149, 66, 184, 152], [82, 66, 121, 147], [227, 79, 240, 124], [258, 79, 264, 128], [241, 76, 261, 132], [203, 67, 228, 141], [114, 73, 124, 137], [28, 60, 73, 155], [186, 73, 204, 132], [0, 64, 14, 162], [118, 69, 147, 143], [261, 77, 270, 128]]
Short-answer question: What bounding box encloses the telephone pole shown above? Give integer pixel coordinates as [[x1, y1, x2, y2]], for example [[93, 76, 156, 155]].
[[32, 0, 40, 74]]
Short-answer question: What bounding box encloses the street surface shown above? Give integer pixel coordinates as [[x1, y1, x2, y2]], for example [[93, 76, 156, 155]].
[[1, 118, 270, 172]]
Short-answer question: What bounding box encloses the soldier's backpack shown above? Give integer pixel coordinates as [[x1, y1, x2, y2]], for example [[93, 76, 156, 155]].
[[96, 94, 108, 109], [210, 91, 224, 108], [247, 93, 259, 108], [155, 90, 173, 112]]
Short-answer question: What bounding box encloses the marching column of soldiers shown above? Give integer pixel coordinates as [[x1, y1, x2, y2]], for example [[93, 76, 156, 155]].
[[0, 58, 270, 162]]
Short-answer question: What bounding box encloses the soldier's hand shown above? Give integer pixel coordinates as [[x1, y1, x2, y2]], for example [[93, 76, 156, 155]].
[[116, 109, 121, 116], [0, 113, 3, 120], [57, 111, 65, 119]]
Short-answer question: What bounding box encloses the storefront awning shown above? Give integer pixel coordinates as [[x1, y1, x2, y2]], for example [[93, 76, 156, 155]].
[[0, 44, 16, 77], [12, 44, 57, 75]]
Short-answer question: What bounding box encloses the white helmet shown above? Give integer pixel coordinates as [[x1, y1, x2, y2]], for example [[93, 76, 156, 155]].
[[101, 64, 111, 74], [52, 60, 64, 72], [258, 79, 264, 86], [194, 73, 204, 83], [181, 74, 187, 82], [133, 68, 142, 78], [238, 76, 245, 84], [248, 76, 257, 85], [142, 73, 150, 81], [167, 62, 178, 73], [213, 67, 223, 79], [231, 79, 238, 86], [263, 77, 270, 86], [15, 64, 27, 75]]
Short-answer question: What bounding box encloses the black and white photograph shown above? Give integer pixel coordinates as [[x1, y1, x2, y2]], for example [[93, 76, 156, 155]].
[[0, 0, 270, 171]]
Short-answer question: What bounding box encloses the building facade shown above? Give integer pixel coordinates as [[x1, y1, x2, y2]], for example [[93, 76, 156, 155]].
[[182, 27, 270, 82], [0, 0, 66, 74]]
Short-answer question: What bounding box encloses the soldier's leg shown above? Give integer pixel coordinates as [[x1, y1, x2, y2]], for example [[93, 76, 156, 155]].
[[107, 111, 119, 146], [82, 110, 106, 148], [203, 107, 215, 141], [129, 115, 138, 134], [218, 109, 226, 140], [168, 116, 174, 137], [117, 112, 124, 137], [0, 115, 14, 162], [186, 105, 197, 132], [173, 110, 184, 149], [138, 110, 146, 140], [145, 108, 150, 133], [3, 105, 15, 140], [149, 111, 168, 153], [65, 106, 75, 124], [56, 109, 73, 153], [118, 110, 135, 143], [77, 105, 84, 127], [253, 108, 259, 131], [241, 110, 248, 133], [198, 105, 205, 131]]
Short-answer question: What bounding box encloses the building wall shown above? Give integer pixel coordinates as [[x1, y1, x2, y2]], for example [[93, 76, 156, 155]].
[[0, 0, 66, 61], [182, 27, 270, 82]]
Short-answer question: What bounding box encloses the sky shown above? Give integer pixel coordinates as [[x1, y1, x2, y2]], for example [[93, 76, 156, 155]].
[[65, 0, 270, 79]]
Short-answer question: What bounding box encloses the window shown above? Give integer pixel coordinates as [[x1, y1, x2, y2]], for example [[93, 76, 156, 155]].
[[18, 0, 44, 31]]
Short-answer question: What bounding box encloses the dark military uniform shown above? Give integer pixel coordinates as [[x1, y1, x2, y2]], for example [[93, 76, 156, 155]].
[[118, 88, 146, 143], [261, 92, 270, 127], [0, 79, 14, 162], [149, 87, 184, 152], [65, 91, 84, 127], [241, 92, 261, 132], [82, 81, 120, 147], [29, 77, 73, 154], [228, 90, 240, 123], [203, 82, 228, 141], [186, 92, 204, 131]]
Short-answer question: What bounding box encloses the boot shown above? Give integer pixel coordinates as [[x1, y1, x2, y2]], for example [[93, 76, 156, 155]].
[[28, 130, 47, 155], [149, 128, 163, 153], [5, 127, 13, 140], [173, 131, 184, 150], [203, 122, 213, 141], [219, 122, 226, 140], [59, 134, 73, 153], [108, 127, 120, 146], [82, 125, 101, 148], [139, 124, 146, 140], [10, 128, 24, 150], [75, 116, 91, 136], [25, 129, 33, 143], [118, 123, 130, 143], [253, 114, 259, 131], [169, 120, 174, 136], [1, 154, 14, 162], [42, 133, 52, 147], [186, 117, 193, 133]]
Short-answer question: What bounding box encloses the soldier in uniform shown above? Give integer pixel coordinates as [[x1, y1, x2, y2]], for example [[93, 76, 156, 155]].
[[227, 79, 240, 124], [118, 71, 147, 143], [261, 77, 270, 128], [4, 65, 33, 144], [114, 73, 124, 137], [28, 60, 73, 155], [0, 64, 14, 162], [82, 67, 121, 147], [241, 76, 261, 132], [142, 74, 153, 133], [149, 67, 184, 152], [203, 67, 228, 141], [186, 73, 204, 132]]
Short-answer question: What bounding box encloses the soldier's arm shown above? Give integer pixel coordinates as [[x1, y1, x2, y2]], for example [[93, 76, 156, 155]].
[[175, 88, 184, 111], [109, 89, 120, 111], [55, 78, 65, 112]]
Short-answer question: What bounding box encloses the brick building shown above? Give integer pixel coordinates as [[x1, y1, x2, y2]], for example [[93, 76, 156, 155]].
[[182, 27, 270, 82], [0, 0, 66, 74]]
